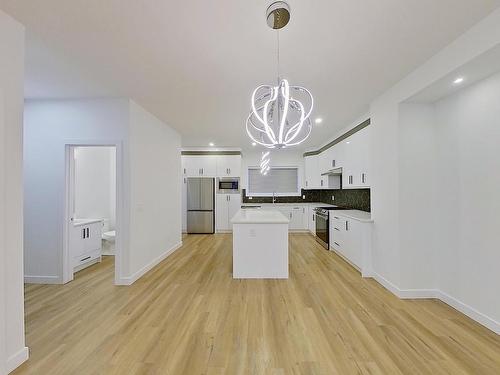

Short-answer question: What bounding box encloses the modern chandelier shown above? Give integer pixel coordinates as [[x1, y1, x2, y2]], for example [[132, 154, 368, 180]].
[[246, 1, 314, 150]]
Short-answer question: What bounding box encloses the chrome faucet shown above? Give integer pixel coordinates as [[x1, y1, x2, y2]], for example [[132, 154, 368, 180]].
[[272, 191, 276, 204]]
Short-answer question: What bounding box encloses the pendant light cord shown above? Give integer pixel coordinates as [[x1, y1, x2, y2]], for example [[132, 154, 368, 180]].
[[276, 30, 280, 82]]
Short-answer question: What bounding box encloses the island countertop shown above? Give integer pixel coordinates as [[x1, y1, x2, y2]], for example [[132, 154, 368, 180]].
[[231, 209, 290, 224]]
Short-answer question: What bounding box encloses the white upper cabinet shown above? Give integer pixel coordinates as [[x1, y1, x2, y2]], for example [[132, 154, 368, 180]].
[[304, 155, 320, 189], [182, 155, 217, 177], [318, 149, 330, 174], [304, 125, 371, 190], [342, 126, 370, 189], [182, 154, 241, 177], [331, 140, 345, 169], [216, 155, 241, 177]]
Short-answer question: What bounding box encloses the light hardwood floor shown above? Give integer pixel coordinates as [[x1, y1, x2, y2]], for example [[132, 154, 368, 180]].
[[14, 234, 500, 374]]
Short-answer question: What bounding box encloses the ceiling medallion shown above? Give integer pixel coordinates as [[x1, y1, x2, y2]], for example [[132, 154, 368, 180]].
[[246, 1, 314, 154]]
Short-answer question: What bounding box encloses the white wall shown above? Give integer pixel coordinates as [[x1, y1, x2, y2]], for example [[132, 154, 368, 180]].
[[24, 98, 129, 283], [74, 146, 116, 229], [24, 98, 182, 287], [398, 103, 437, 289], [434, 72, 500, 325], [369, 8, 500, 332], [241, 149, 305, 192], [0, 9, 28, 375], [128, 101, 182, 279]]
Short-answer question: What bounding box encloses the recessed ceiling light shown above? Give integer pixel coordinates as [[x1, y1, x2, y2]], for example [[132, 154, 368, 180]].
[[252, 142, 257, 146], [209, 142, 215, 147], [453, 77, 464, 85], [315, 118, 323, 124], [346, 141, 350, 144]]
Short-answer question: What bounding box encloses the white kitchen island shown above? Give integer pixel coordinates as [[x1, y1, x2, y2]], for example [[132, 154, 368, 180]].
[[231, 209, 289, 279]]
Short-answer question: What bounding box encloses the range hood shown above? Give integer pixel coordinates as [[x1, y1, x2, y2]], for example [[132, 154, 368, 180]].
[[321, 167, 343, 176]]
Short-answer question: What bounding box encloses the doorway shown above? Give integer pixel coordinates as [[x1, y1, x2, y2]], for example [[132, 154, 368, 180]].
[[63, 142, 123, 284]]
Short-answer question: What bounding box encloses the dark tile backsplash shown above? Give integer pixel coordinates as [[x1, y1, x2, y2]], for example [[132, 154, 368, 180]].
[[241, 188, 370, 212]]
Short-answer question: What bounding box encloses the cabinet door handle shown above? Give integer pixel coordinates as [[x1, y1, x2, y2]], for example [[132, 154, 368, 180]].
[[183, 168, 186, 174], [82, 228, 85, 239], [334, 227, 340, 231], [334, 242, 340, 247], [86, 228, 90, 238], [229, 195, 231, 201], [345, 221, 349, 231], [320, 180, 323, 187], [306, 180, 308, 187], [313, 215, 315, 221], [332, 160, 335, 167], [81, 256, 91, 262]]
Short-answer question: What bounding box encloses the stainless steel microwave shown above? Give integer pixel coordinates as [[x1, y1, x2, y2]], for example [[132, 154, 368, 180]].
[[217, 177, 240, 193]]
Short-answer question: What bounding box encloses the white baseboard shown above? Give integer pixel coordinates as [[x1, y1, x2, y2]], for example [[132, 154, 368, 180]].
[[116, 241, 182, 286], [24, 275, 61, 284], [371, 272, 500, 335], [437, 290, 500, 335], [6, 346, 29, 374]]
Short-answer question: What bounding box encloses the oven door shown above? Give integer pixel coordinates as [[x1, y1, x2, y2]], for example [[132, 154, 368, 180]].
[[315, 212, 329, 249]]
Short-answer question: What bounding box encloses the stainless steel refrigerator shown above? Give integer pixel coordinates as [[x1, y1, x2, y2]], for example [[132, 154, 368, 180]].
[[187, 178, 215, 234]]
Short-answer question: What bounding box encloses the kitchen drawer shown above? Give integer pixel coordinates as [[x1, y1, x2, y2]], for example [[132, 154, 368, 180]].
[[331, 225, 342, 242], [331, 238, 342, 250], [73, 249, 101, 268], [330, 215, 344, 230]]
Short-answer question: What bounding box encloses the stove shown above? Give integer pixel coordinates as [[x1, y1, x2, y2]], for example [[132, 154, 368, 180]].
[[312, 206, 348, 249]]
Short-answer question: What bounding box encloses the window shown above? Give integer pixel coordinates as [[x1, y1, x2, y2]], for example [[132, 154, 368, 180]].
[[247, 167, 300, 196]]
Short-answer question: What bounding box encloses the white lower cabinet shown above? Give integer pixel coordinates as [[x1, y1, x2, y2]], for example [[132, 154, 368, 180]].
[[275, 205, 308, 231], [216, 193, 241, 232], [308, 205, 319, 234], [329, 213, 372, 275], [71, 221, 102, 271]]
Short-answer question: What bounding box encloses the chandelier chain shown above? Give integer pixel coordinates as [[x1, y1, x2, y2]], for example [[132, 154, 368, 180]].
[[277, 30, 280, 82]]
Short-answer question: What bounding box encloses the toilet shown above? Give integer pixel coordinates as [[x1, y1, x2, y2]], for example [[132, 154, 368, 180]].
[[101, 219, 116, 255]]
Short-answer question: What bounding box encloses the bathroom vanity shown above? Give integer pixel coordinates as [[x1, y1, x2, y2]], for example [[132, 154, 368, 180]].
[[71, 219, 103, 272]]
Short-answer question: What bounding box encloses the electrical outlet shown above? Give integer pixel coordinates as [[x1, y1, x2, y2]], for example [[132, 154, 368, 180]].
[[331, 196, 335, 201], [302, 195, 305, 199]]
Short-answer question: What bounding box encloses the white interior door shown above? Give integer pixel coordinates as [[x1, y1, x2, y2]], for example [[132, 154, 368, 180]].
[[63, 146, 77, 283], [64, 144, 120, 284]]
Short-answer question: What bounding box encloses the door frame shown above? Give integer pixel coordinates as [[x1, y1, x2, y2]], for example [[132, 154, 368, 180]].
[[63, 140, 124, 285]]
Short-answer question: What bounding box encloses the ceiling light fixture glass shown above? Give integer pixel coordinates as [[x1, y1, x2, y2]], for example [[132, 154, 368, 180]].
[[260, 151, 271, 175], [453, 77, 464, 84], [246, 1, 314, 149]]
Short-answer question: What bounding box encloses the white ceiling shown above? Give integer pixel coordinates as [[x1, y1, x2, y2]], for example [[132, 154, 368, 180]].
[[1, 0, 499, 151]]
